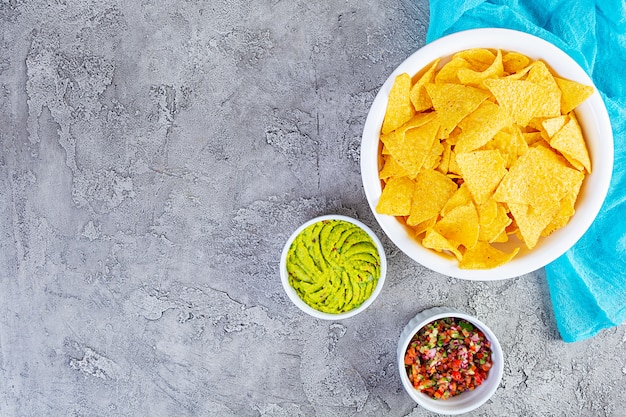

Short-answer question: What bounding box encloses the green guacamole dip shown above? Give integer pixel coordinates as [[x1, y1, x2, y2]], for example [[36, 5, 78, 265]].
[[286, 219, 381, 314]]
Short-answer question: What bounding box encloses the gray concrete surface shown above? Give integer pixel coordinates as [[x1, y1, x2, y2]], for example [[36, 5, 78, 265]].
[[1, 1, 625, 416]]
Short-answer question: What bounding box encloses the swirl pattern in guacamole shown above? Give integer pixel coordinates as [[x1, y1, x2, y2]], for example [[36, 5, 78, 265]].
[[286, 219, 381, 314]]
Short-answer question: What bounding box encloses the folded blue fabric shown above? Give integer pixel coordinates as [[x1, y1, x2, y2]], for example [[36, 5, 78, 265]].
[[427, 0, 626, 342]]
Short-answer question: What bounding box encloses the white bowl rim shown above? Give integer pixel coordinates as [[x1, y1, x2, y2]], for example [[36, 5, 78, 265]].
[[397, 306, 504, 415], [361, 27, 614, 280], [279, 214, 387, 320]]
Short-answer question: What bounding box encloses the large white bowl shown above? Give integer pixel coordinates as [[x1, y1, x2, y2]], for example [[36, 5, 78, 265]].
[[361, 28, 613, 280], [397, 307, 504, 415], [280, 215, 387, 320]]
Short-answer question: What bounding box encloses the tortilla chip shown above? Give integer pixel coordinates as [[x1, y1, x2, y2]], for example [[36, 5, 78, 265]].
[[502, 51, 531, 74], [522, 131, 544, 146], [493, 145, 585, 213], [508, 202, 560, 249], [555, 76, 595, 114], [526, 61, 561, 118], [425, 83, 491, 137], [441, 183, 473, 217], [476, 198, 499, 226], [376, 176, 414, 216], [447, 148, 461, 177], [379, 154, 408, 179], [456, 100, 511, 154], [382, 73, 416, 134], [454, 48, 497, 72], [481, 128, 528, 169], [380, 116, 440, 177], [548, 113, 591, 172], [484, 78, 546, 126], [459, 241, 519, 269], [541, 178, 583, 237], [457, 49, 504, 87], [435, 57, 473, 84], [456, 150, 508, 204], [505, 64, 533, 81], [422, 229, 462, 261], [410, 59, 440, 112], [437, 140, 452, 175], [423, 139, 445, 170], [434, 203, 479, 249], [478, 202, 512, 243], [412, 216, 437, 237], [407, 169, 458, 226]]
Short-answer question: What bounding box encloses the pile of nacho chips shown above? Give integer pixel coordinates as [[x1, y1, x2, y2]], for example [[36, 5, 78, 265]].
[[376, 48, 594, 269]]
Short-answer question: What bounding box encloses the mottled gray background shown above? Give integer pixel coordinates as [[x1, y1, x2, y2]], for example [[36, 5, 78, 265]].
[[1, 1, 625, 416]]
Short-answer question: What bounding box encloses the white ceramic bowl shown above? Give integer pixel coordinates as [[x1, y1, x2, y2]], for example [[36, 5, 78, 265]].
[[361, 28, 613, 280], [280, 215, 387, 320], [397, 307, 504, 415]]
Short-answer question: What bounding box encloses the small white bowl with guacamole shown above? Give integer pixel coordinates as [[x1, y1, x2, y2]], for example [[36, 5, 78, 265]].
[[280, 214, 387, 319]]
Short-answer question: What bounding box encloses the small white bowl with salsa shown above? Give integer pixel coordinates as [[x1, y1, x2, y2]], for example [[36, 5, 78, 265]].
[[397, 306, 504, 414], [280, 214, 387, 320]]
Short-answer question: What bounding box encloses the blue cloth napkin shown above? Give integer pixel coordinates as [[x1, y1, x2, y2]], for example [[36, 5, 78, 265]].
[[427, 0, 626, 342]]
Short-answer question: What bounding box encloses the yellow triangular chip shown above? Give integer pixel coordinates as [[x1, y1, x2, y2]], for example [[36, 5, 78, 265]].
[[434, 203, 479, 249], [441, 183, 472, 217], [379, 154, 408, 179], [555, 77, 595, 114], [425, 83, 491, 137], [412, 216, 437, 237], [456, 150, 508, 204], [459, 241, 519, 269], [423, 139, 444, 170], [436, 140, 452, 175], [381, 73, 415, 134], [484, 78, 545, 126], [380, 116, 440, 177], [548, 114, 591, 173], [509, 202, 560, 249], [398, 112, 439, 132], [435, 57, 473, 84], [476, 198, 499, 226], [453, 48, 497, 72], [522, 131, 544, 147], [457, 49, 504, 87], [540, 115, 569, 139], [481, 128, 528, 169], [494, 145, 585, 212], [407, 169, 458, 226], [478, 203, 512, 243], [410, 59, 440, 112], [502, 51, 531, 74], [526, 61, 561, 118], [456, 100, 511, 154], [422, 229, 462, 261], [541, 178, 583, 237], [376, 176, 414, 216]]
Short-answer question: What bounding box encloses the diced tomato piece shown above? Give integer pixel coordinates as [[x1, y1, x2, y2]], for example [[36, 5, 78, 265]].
[[475, 373, 483, 385]]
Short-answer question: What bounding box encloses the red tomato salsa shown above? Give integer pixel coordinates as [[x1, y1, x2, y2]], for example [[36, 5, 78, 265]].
[[404, 317, 493, 400]]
